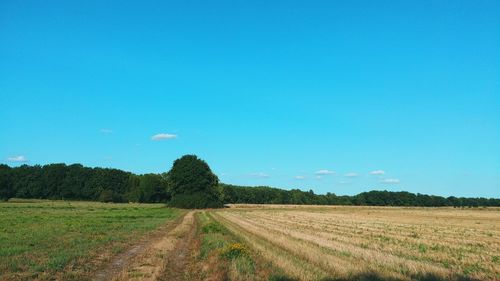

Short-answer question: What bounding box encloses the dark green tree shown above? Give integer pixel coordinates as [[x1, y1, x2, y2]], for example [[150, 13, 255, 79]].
[[0, 164, 13, 200], [168, 155, 223, 208]]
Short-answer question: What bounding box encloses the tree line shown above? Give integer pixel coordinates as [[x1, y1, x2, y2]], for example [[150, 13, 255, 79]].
[[222, 184, 500, 207], [1, 161, 498, 207], [0, 163, 169, 203]]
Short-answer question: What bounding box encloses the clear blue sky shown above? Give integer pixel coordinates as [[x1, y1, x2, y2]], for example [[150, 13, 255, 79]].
[[1, 1, 499, 197]]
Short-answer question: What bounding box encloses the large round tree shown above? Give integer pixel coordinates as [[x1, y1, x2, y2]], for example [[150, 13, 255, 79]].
[[167, 155, 223, 208]]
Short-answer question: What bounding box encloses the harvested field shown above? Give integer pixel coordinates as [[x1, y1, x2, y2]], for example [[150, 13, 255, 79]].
[[213, 206, 500, 281]]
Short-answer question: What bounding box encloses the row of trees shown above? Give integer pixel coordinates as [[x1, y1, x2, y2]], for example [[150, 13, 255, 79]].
[[1, 158, 499, 208], [222, 185, 500, 207], [0, 164, 169, 203]]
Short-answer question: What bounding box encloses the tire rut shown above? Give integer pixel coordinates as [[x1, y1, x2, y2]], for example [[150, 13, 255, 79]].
[[94, 211, 189, 281], [158, 211, 198, 281], [110, 211, 196, 281]]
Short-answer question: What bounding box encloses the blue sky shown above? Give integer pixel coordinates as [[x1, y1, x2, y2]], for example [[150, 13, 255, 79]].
[[1, 1, 499, 197]]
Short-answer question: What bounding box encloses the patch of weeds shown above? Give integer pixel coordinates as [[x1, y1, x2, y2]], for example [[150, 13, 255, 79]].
[[492, 256, 499, 264], [202, 221, 225, 234], [377, 235, 390, 242], [231, 255, 255, 277], [462, 263, 484, 276], [430, 244, 444, 251], [339, 251, 351, 257], [418, 243, 427, 254], [200, 234, 225, 259], [221, 243, 249, 260]]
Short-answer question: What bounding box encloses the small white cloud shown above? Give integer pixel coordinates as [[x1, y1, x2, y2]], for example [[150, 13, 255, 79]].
[[294, 175, 306, 180], [381, 178, 400, 184], [339, 181, 350, 184], [8, 155, 27, 162], [315, 169, 336, 175], [345, 172, 358, 177], [315, 175, 322, 180], [250, 172, 270, 178], [370, 170, 385, 175], [100, 129, 113, 134], [151, 133, 177, 141]]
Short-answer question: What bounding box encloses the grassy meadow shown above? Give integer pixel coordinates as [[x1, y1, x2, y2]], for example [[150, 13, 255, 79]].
[[0, 200, 181, 280], [213, 205, 500, 281]]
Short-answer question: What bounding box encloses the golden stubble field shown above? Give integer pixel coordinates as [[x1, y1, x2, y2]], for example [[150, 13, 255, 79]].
[[213, 205, 500, 281]]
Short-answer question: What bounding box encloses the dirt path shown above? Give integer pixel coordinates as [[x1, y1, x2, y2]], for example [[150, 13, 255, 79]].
[[94, 212, 187, 281], [110, 211, 196, 281], [158, 211, 198, 281], [94, 211, 197, 281]]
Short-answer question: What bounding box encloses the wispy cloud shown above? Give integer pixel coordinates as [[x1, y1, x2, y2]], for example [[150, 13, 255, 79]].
[[250, 172, 270, 178], [381, 178, 400, 184], [315, 169, 336, 175], [339, 181, 350, 184], [8, 155, 27, 162], [294, 175, 306, 180], [370, 170, 385, 175], [344, 172, 358, 177], [100, 128, 113, 134], [151, 133, 177, 141]]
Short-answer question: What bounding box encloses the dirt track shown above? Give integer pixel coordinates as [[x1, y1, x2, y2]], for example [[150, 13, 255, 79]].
[[95, 211, 197, 281]]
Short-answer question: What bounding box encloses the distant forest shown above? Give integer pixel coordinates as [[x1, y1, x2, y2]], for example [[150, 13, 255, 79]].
[[1, 163, 499, 207]]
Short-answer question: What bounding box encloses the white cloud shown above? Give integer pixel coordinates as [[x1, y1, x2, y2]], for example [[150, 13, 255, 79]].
[[315, 169, 336, 175], [370, 170, 385, 175], [294, 175, 306, 180], [315, 175, 322, 180], [100, 129, 113, 134], [339, 181, 350, 184], [8, 155, 27, 162], [250, 172, 270, 178], [381, 178, 400, 184], [151, 133, 177, 141], [345, 172, 358, 177]]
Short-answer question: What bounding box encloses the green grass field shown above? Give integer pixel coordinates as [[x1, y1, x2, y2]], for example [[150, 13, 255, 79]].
[[0, 200, 180, 281]]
